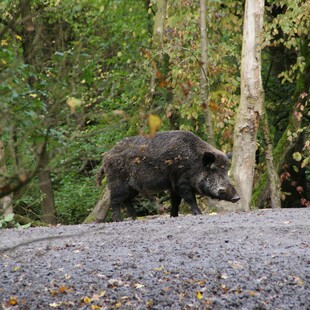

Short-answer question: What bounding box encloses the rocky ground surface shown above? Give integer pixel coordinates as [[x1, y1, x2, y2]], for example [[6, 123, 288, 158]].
[[0, 208, 309, 309]]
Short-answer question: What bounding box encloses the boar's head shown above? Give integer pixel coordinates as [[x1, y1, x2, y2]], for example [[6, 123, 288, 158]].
[[195, 152, 240, 203]]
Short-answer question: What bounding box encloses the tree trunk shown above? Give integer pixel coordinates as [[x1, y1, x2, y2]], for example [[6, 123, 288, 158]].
[[200, 0, 214, 144], [261, 106, 281, 208], [84, 187, 110, 223], [231, 0, 264, 211]]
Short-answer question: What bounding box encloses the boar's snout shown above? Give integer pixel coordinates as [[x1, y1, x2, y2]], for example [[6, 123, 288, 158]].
[[217, 186, 240, 203], [230, 194, 240, 203]]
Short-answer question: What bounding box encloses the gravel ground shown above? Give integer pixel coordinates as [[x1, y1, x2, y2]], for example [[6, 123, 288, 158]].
[[0, 208, 309, 309]]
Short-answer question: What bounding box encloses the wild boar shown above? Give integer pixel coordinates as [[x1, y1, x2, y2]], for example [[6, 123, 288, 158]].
[[97, 130, 240, 221]]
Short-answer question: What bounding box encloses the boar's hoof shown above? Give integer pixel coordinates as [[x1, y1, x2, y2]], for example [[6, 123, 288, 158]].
[[231, 195, 240, 203], [192, 209, 202, 215]]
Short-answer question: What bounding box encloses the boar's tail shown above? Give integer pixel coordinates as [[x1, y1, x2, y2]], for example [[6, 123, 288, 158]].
[[96, 165, 105, 186]]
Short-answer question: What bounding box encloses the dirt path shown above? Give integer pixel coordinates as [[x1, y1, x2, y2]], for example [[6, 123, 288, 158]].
[[1, 209, 309, 309]]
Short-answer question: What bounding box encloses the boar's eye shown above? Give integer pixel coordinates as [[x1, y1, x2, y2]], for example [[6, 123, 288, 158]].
[[203, 152, 216, 166]]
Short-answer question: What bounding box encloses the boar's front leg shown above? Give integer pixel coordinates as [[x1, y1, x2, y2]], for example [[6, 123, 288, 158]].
[[125, 202, 136, 220], [170, 190, 182, 217], [176, 182, 202, 216]]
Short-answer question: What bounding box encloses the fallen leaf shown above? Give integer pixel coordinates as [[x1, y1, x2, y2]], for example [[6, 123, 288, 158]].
[[196, 291, 203, 300], [146, 299, 154, 307], [92, 291, 106, 301], [81, 297, 91, 304], [248, 290, 257, 296], [49, 302, 61, 308], [221, 284, 229, 293], [12, 266, 21, 272], [228, 260, 244, 269], [134, 283, 145, 289], [58, 286, 69, 294], [294, 276, 304, 286], [7, 296, 18, 306]]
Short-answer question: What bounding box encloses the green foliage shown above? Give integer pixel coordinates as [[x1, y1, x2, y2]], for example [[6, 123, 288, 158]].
[[55, 174, 100, 224], [0, 213, 31, 229]]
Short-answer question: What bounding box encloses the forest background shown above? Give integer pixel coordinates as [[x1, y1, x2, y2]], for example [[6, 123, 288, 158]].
[[0, 0, 309, 226]]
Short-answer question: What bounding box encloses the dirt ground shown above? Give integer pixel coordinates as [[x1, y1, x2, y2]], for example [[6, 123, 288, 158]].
[[0, 208, 309, 309]]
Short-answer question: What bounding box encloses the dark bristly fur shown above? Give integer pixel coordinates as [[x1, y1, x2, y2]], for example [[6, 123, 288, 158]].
[[97, 131, 240, 221]]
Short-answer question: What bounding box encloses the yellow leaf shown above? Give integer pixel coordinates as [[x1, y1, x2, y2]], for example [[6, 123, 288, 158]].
[[15, 35, 22, 41], [153, 265, 165, 271], [29, 93, 38, 98], [81, 297, 91, 304], [196, 291, 203, 300], [1, 59, 7, 65], [294, 276, 304, 286], [148, 114, 161, 138], [301, 157, 309, 169], [8, 296, 18, 306], [1, 40, 8, 46], [248, 290, 257, 296], [66, 97, 82, 113]]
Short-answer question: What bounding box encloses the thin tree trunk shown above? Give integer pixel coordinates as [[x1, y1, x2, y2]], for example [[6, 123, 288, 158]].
[[261, 106, 281, 208], [200, 0, 214, 144], [150, 0, 167, 98], [20, 0, 56, 224], [231, 0, 264, 211], [152, 0, 167, 49], [37, 144, 57, 224], [0, 140, 13, 216]]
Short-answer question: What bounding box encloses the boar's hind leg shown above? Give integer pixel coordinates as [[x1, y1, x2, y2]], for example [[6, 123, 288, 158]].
[[176, 183, 202, 216], [170, 190, 181, 217], [110, 187, 138, 222]]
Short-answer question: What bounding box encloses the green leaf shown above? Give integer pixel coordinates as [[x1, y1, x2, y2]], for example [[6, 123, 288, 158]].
[[4, 213, 14, 222], [292, 152, 302, 162]]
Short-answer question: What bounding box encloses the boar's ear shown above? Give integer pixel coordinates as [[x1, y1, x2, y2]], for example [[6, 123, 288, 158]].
[[203, 152, 216, 166]]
